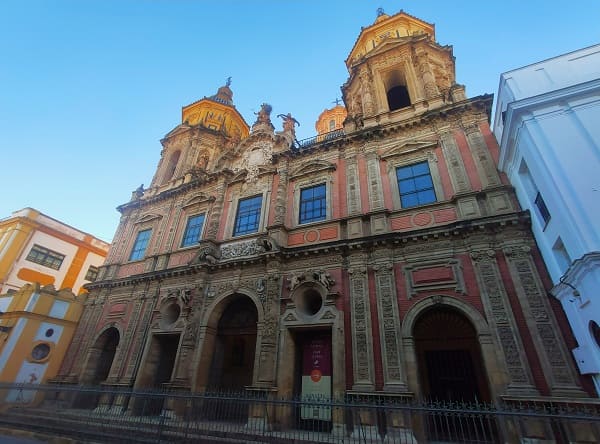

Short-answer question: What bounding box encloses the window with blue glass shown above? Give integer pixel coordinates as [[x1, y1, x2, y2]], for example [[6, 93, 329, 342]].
[[233, 195, 262, 236], [129, 229, 152, 261], [299, 183, 327, 224], [181, 214, 205, 247], [396, 161, 436, 208]]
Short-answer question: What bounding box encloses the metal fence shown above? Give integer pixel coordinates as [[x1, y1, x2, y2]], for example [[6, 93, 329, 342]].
[[1, 383, 599, 443]]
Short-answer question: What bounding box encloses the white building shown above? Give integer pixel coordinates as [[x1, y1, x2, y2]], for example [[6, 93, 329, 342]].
[[493, 44, 600, 393], [0, 208, 110, 295]]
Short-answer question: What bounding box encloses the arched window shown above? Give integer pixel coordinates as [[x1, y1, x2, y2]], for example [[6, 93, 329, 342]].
[[163, 150, 181, 183], [384, 70, 411, 111]]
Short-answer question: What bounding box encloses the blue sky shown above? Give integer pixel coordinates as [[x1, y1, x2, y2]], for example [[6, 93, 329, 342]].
[[1, 1, 599, 243]]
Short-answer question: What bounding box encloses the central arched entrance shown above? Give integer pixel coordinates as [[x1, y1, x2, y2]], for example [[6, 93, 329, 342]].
[[414, 307, 490, 403], [207, 295, 258, 391]]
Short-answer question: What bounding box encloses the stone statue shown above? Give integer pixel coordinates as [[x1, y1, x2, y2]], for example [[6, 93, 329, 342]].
[[132, 184, 144, 200], [287, 273, 306, 291], [255, 103, 273, 124], [313, 271, 335, 290], [277, 113, 300, 134]]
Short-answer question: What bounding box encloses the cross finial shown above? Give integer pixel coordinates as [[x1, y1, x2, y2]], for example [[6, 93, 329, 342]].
[[332, 97, 342, 106]]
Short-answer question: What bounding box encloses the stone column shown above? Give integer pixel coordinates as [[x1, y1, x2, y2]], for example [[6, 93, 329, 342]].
[[503, 245, 586, 397], [470, 249, 538, 396]]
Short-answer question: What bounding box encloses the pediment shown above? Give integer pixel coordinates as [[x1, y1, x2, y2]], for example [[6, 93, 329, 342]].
[[229, 169, 248, 183], [182, 193, 214, 208], [134, 213, 163, 224], [290, 159, 336, 179], [162, 124, 192, 141], [362, 36, 414, 60], [380, 140, 437, 160]]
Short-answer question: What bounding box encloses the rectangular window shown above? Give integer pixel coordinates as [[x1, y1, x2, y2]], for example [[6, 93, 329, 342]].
[[299, 183, 327, 224], [26, 244, 65, 270], [181, 214, 206, 247], [535, 192, 551, 226], [396, 161, 436, 208], [129, 229, 152, 261], [233, 195, 262, 236], [85, 265, 99, 281]]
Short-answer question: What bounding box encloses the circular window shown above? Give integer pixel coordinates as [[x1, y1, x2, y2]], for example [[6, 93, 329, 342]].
[[298, 288, 323, 316], [31, 343, 51, 361], [590, 321, 600, 348], [163, 303, 181, 325], [45, 328, 54, 338]]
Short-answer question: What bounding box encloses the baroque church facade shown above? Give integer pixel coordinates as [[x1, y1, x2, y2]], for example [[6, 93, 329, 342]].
[[54, 8, 592, 426]]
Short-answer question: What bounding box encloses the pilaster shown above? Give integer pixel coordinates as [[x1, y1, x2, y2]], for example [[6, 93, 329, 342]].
[[470, 249, 538, 396], [348, 255, 375, 391], [372, 260, 408, 392], [503, 245, 586, 397]]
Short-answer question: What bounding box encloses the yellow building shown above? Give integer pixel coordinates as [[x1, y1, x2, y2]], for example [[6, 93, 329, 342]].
[[0, 283, 85, 402], [0, 208, 110, 295]]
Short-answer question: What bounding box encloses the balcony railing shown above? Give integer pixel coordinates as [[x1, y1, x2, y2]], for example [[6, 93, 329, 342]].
[[295, 129, 345, 150]]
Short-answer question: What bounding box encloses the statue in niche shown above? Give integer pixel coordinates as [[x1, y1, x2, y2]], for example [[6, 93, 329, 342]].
[[196, 151, 209, 170]]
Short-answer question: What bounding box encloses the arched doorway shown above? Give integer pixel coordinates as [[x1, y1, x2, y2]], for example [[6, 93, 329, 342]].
[[207, 295, 258, 391], [414, 307, 490, 402], [75, 327, 120, 408], [414, 307, 497, 442]]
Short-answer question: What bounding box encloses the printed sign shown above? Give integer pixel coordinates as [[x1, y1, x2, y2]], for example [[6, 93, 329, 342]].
[[301, 335, 331, 420]]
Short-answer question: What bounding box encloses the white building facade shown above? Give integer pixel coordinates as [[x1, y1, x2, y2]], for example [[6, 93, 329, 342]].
[[493, 44, 600, 393]]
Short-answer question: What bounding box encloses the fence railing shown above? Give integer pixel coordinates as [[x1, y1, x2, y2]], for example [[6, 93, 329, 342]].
[[1, 383, 599, 443], [295, 129, 345, 149]]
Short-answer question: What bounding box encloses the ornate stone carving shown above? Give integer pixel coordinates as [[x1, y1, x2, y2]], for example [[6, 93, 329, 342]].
[[366, 156, 384, 210], [463, 122, 501, 187], [273, 167, 288, 225], [220, 238, 267, 259], [346, 160, 362, 215], [504, 248, 578, 389], [256, 277, 266, 304], [287, 273, 306, 291], [193, 242, 221, 264], [349, 265, 375, 389], [374, 265, 406, 388], [439, 132, 470, 193], [312, 270, 335, 290], [471, 249, 533, 387]]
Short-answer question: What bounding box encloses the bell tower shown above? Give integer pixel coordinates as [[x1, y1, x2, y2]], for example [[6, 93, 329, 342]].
[[342, 9, 466, 130], [148, 80, 250, 189]]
